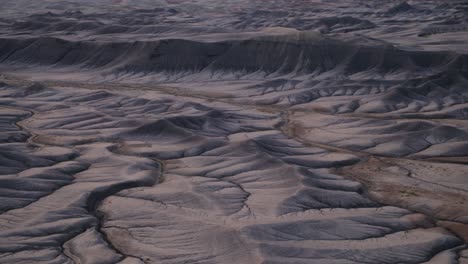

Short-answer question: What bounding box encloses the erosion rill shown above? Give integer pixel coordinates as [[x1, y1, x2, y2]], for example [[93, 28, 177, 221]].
[[0, 1, 467, 264]]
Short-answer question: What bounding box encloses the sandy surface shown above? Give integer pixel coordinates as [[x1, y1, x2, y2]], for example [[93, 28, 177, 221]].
[[0, 1, 467, 263]]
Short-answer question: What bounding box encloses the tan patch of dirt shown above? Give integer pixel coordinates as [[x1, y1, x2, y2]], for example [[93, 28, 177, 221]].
[[336, 157, 468, 239]]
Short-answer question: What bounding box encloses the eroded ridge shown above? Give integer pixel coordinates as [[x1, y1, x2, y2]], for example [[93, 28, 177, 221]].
[[0, 83, 465, 264], [1, 1, 468, 263]]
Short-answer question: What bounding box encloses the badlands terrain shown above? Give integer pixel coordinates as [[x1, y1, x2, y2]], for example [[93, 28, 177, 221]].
[[0, 0, 468, 263]]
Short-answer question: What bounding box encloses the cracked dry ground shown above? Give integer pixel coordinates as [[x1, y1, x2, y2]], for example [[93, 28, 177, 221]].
[[0, 81, 466, 264]]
